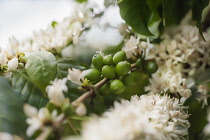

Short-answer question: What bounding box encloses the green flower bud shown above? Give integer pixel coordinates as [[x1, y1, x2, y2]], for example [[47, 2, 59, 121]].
[[103, 55, 113, 65], [116, 61, 131, 76], [102, 65, 116, 79], [92, 54, 103, 70], [110, 79, 125, 95], [113, 51, 126, 65], [84, 69, 101, 81], [145, 62, 158, 74]]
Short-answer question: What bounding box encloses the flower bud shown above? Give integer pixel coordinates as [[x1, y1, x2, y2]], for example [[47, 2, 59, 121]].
[[75, 103, 87, 116], [8, 58, 18, 71]]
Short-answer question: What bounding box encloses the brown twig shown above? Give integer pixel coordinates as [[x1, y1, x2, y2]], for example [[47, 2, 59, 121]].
[[72, 78, 109, 107]]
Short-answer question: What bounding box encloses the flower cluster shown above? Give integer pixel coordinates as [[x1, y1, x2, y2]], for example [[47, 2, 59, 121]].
[[82, 94, 190, 140], [145, 23, 210, 102], [0, 0, 107, 73]]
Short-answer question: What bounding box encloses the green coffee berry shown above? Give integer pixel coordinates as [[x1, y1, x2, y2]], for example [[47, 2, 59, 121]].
[[145, 62, 158, 74], [103, 55, 113, 65], [92, 53, 103, 70], [122, 72, 139, 86], [99, 83, 111, 95], [102, 65, 116, 79], [136, 58, 144, 68], [110, 79, 125, 95], [84, 69, 101, 81], [113, 51, 126, 65], [116, 61, 131, 76]]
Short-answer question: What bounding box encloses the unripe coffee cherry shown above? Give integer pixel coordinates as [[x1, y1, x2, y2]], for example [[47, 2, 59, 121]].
[[113, 51, 126, 65], [145, 62, 158, 74], [99, 83, 111, 95], [136, 58, 144, 68], [110, 79, 125, 95], [84, 69, 101, 81], [102, 65, 116, 79], [122, 72, 139, 86], [116, 61, 131, 76], [103, 55, 113, 65], [92, 54, 103, 70]]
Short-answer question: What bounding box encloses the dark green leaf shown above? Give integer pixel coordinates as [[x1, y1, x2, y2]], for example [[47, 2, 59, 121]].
[[192, 0, 210, 41], [25, 51, 57, 94], [12, 69, 48, 109], [184, 88, 208, 140], [119, 0, 153, 36], [162, 0, 191, 25], [0, 77, 27, 138]]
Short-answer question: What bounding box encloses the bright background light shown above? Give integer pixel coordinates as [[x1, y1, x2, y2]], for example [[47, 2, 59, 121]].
[[0, 0, 74, 47]]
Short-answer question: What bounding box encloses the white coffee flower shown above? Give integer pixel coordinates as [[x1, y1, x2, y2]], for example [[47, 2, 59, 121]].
[[123, 35, 140, 59], [24, 104, 65, 137], [8, 58, 18, 71], [68, 68, 84, 85], [82, 94, 190, 140], [146, 61, 191, 100], [46, 78, 68, 106]]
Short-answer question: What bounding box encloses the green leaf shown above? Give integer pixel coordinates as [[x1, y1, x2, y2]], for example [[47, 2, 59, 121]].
[[25, 51, 57, 94], [56, 58, 86, 79], [119, 0, 153, 36], [0, 77, 27, 138], [12, 69, 48, 109], [162, 0, 191, 26], [192, 0, 210, 41], [184, 88, 208, 140]]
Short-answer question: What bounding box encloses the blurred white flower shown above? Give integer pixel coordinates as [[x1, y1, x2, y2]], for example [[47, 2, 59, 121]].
[[68, 68, 84, 85], [75, 103, 87, 116], [24, 104, 65, 137], [197, 84, 209, 107], [0, 51, 8, 69], [46, 78, 68, 106], [82, 94, 190, 140], [204, 109, 210, 137], [8, 58, 18, 71], [0, 132, 23, 140]]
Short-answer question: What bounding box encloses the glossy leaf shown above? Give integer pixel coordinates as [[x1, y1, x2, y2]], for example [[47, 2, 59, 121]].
[[25, 51, 57, 94], [119, 0, 153, 36], [12, 69, 48, 109], [192, 0, 210, 41], [0, 77, 27, 138]]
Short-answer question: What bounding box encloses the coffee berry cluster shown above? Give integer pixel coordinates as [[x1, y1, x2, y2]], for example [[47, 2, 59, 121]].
[[84, 51, 158, 95]]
